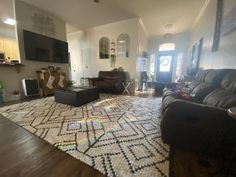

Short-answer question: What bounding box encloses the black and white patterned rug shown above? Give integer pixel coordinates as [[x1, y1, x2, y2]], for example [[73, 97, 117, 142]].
[[0, 94, 169, 177]]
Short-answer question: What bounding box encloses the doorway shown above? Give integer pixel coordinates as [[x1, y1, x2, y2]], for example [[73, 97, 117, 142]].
[[156, 53, 175, 83]]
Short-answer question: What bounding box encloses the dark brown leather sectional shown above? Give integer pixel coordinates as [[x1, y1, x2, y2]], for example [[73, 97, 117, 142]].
[[161, 69, 236, 156], [90, 71, 127, 94]]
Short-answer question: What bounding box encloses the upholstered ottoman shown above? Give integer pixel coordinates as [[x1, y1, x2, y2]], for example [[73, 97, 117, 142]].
[[55, 86, 99, 107]]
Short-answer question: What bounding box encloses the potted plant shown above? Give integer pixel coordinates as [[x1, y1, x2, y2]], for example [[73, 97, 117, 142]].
[[67, 80, 75, 87]]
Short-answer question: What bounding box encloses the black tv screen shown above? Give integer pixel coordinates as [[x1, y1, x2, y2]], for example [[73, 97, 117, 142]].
[[23, 30, 69, 63]]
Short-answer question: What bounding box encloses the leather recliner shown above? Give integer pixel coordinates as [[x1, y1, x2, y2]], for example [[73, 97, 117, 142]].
[[90, 71, 127, 94]]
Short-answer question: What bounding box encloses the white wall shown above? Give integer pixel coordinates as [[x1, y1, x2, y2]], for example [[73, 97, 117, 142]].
[[85, 18, 139, 79], [67, 18, 149, 82], [190, 0, 236, 69], [68, 18, 143, 82], [67, 31, 86, 85], [0, 0, 68, 101]]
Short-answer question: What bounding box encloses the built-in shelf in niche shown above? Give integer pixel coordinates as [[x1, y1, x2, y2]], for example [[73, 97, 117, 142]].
[[0, 63, 24, 73]]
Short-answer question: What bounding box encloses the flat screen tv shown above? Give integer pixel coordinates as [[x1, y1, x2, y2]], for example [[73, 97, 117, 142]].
[[23, 30, 69, 63]]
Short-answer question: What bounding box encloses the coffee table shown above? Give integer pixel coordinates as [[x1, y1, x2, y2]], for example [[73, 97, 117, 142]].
[[55, 86, 99, 107]]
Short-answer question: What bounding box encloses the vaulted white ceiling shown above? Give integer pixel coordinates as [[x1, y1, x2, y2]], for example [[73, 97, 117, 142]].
[[0, 0, 206, 36]]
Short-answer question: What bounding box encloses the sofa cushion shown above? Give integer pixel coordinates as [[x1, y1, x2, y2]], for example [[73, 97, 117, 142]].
[[203, 88, 236, 108], [220, 70, 236, 92], [218, 95, 236, 109], [189, 80, 200, 91], [188, 70, 212, 91], [204, 69, 230, 85], [195, 69, 212, 82], [191, 83, 215, 103]]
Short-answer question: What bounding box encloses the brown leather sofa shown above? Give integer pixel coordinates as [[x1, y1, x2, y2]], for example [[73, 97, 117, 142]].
[[90, 71, 127, 94], [161, 69, 236, 156]]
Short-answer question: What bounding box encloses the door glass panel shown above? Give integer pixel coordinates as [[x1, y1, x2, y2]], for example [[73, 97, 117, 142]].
[[159, 55, 172, 72]]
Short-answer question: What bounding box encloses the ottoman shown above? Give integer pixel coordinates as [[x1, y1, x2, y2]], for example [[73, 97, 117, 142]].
[[55, 86, 99, 107]]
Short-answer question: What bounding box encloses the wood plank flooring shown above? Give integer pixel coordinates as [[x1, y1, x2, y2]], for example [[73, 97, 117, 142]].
[[0, 114, 105, 177], [171, 147, 236, 177]]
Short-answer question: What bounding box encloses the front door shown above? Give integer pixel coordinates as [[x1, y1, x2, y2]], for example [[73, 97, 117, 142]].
[[156, 53, 175, 83]]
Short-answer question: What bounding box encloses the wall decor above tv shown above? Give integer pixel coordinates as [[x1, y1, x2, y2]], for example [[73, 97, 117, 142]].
[[23, 30, 69, 63]]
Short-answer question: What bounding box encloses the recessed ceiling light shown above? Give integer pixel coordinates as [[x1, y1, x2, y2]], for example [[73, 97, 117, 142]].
[[3, 18, 16, 26]]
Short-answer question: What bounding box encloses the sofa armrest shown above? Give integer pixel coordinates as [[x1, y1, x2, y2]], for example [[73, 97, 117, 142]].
[[161, 100, 234, 156]]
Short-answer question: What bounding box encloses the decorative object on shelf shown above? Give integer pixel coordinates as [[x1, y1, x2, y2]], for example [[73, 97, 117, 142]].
[[99, 37, 110, 59], [48, 66, 55, 73], [117, 34, 130, 58], [55, 67, 61, 72], [0, 59, 4, 64], [118, 67, 124, 72], [112, 67, 124, 72], [110, 39, 116, 68], [10, 60, 19, 64], [0, 52, 5, 61], [32, 12, 56, 36], [212, 0, 224, 52]]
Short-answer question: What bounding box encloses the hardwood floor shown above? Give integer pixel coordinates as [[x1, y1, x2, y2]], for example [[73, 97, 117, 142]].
[[171, 148, 236, 177], [0, 114, 105, 177]]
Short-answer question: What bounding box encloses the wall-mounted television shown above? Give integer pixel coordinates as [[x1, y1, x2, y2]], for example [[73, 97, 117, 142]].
[[23, 30, 69, 63]]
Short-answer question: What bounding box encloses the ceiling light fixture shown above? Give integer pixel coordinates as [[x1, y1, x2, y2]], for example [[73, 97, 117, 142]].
[[119, 40, 125, 44], [3, 18, 16, 26], [94, 0, 99, 3]]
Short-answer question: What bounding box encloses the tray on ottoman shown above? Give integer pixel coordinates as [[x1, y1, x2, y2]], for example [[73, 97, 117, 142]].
[[55, 86, 99, 107]]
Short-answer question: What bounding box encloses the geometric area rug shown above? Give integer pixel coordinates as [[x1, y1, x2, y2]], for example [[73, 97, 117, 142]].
[[0, 94, 169, 177]]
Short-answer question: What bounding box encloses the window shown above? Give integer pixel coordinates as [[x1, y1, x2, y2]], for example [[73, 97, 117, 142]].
[[99, 37, 110, 59], [117, 34, 130, 58], [159, 43, 175, 52]]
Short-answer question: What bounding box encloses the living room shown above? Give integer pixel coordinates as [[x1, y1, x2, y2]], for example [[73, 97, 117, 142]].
[[0, 0, 236, 177]]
